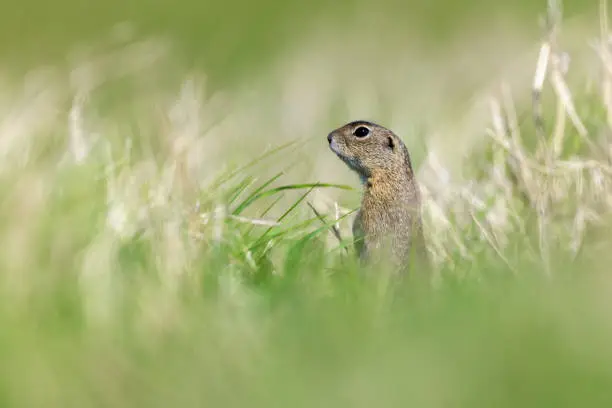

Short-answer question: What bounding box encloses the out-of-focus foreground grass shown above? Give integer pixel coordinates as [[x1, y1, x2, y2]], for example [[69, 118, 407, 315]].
[[1, 0, 612, 406]]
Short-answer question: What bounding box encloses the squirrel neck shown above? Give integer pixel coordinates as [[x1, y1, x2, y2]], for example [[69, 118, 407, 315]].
[[361, 167, 415, 204]]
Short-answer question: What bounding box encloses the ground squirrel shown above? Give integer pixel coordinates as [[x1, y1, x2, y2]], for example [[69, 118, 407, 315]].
[[327, 120, 428, 273]]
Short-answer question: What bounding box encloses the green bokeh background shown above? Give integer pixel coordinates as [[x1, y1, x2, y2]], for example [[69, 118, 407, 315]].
[[0, 0, 597, 86], [1, 1, 611, 407]]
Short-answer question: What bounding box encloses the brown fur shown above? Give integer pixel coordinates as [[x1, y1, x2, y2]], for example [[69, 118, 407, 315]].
[[327, 120, 428, 273]]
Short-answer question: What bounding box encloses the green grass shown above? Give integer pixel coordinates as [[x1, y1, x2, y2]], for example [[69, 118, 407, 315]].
[[3, 1, 612, 407]]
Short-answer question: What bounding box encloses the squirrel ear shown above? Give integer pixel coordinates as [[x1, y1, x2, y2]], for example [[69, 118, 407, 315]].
[[387, 136, 395, 150]]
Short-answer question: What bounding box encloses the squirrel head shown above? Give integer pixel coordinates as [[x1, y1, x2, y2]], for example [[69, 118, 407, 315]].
[[327, 120, 414, 183]]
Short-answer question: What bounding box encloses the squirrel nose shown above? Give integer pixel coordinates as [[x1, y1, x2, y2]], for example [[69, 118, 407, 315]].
[[327, 133, 333, 144]]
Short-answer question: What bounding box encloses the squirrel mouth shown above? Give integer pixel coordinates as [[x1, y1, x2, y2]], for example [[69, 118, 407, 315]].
[[330, 146, 359, 170], [328, 139, 363, 173], [329, 142, 351, 162], [329, 139, 346, 158]]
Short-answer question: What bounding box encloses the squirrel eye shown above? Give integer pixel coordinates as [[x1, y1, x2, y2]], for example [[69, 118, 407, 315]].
[[353, 126, 370, 137]]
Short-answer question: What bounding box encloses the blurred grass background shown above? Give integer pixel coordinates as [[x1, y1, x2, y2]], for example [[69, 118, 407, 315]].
[[0, 0, 598, 86], [1, 0, 612, 407]]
